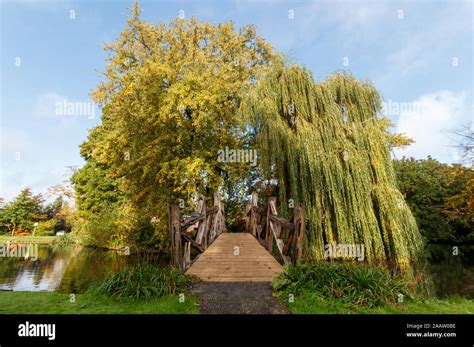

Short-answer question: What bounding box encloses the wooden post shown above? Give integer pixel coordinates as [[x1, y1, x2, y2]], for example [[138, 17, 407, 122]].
[[195, 196, 207, 249], [183, 241, 191, 270], [249, 192, 258, 237], [208, 193, 220, 244], [220, 198, 225, 233], [169, 204, 182, 269], [245, 203, 252, 233], [214, 192, 222, 238], [283, 217, 294, 257], [266, 197, 277, 251], [292, 203, 305, 263]]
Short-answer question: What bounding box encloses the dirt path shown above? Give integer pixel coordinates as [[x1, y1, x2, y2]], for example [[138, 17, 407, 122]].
[[189, 282, 289, 314]]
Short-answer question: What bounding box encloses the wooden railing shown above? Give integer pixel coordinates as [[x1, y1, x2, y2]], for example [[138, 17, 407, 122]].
[[169, 193, 225, 270], [246, 192, 305, 265]]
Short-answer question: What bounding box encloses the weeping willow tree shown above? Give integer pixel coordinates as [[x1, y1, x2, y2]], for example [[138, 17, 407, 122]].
[[240, 64, 423, 274]]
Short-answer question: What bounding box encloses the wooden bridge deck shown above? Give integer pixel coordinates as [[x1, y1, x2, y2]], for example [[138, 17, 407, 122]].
[[186, 233, 284, 282]]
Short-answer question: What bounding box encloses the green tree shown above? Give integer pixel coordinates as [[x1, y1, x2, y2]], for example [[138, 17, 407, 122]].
[[78, 3, 276, 245], [394, 157, 473, 242], [71, 159, 122, 215], [0, 187, 44, 235]]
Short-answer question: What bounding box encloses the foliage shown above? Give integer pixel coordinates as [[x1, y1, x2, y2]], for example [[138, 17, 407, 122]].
[[43, 196, 75, 233], [71, 159, 122, 215], [35, 220, 58, 236], [88, 264, 192, 301], [378, 117, 414, 149], [394, 157, 473, 242], [272, 262, 410, 308], [75, 3, 278, 247], [0, 187, 75, 236], [240, 64, 423, 273], [0, 235, 56, 243], [426, 244, 473, 298], [75, 202, 120, 248], [53, 233, 75, 248], [0, 188, 44, 235]]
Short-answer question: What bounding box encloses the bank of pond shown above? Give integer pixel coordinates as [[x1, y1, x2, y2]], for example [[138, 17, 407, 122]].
[[0, 238, 472, 314]]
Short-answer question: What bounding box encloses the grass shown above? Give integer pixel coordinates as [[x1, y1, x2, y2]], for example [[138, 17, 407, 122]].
[[273, 262, 474, 314], [284, 291, 474, 314], [0, 291, 198, 314], [0, 263, 197, 314]]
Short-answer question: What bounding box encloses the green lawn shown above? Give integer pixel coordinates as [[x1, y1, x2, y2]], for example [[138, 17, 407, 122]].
[[285, 292, 474, 314], [0, 235, 58, 244], [0, 291, 198, 314]]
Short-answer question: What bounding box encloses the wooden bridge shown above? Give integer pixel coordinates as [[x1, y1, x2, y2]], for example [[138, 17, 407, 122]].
[[168, 193, 305, 282]]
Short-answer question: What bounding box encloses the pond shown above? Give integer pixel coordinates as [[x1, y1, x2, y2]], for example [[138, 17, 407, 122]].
[[0, 242, 472, 298], [426, 243, 473, 299], [0, 243, 165, 293]]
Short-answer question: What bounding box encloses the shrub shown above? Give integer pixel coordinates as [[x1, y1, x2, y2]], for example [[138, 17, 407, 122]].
[[76, 204, 119, 248], [88, 264, 192, 301], [35, 220, 58, 235], [272, 262, 410, 308], [52, 233, 75, 249]]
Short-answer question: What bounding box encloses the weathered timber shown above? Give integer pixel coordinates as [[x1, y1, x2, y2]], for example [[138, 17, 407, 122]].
[[186, 233, 284, 282], [246, 193, 305, 265], [168, 192, 226, 271]]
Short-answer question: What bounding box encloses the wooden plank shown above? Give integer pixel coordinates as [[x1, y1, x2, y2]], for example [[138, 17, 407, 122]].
[[181, 212, 205, 230], [180, 232, 205, 253], [186, 233, 284, 282], [269, 214, 294, 231]]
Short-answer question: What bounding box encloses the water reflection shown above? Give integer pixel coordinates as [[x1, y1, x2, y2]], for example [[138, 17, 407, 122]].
[[0, 244, 165, 293], [0, 242, 472, 297]]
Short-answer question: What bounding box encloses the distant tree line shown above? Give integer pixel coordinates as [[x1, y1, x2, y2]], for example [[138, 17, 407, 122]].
[[394, 156, 473, 243], [0, 187, 74, 236]]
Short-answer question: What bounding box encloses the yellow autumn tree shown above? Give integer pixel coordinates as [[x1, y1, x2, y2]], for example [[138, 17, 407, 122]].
[[83, 2, 277, 245]]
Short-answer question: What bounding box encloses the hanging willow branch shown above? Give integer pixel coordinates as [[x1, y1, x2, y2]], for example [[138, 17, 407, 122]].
[[239, 64, 423, 274]]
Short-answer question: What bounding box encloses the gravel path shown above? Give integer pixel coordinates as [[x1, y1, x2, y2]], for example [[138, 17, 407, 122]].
[[189, 282, 289, 314]]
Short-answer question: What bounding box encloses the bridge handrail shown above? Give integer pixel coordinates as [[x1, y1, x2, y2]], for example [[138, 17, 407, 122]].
[[169, 192, 225, 270], [246, 192, 304, 265]]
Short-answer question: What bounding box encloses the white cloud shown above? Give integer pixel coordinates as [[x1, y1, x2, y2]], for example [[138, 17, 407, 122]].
[[34, 92, 67, 118], [34, 92, 98, 127], [385, 37, 430, 76], [383, 2, 472, 78], [229, 1, 389, 53], [394, 90, 469, 163]]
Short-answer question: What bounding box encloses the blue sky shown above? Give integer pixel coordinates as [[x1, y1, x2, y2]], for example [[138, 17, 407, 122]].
[[1, 0, 473, 201]]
